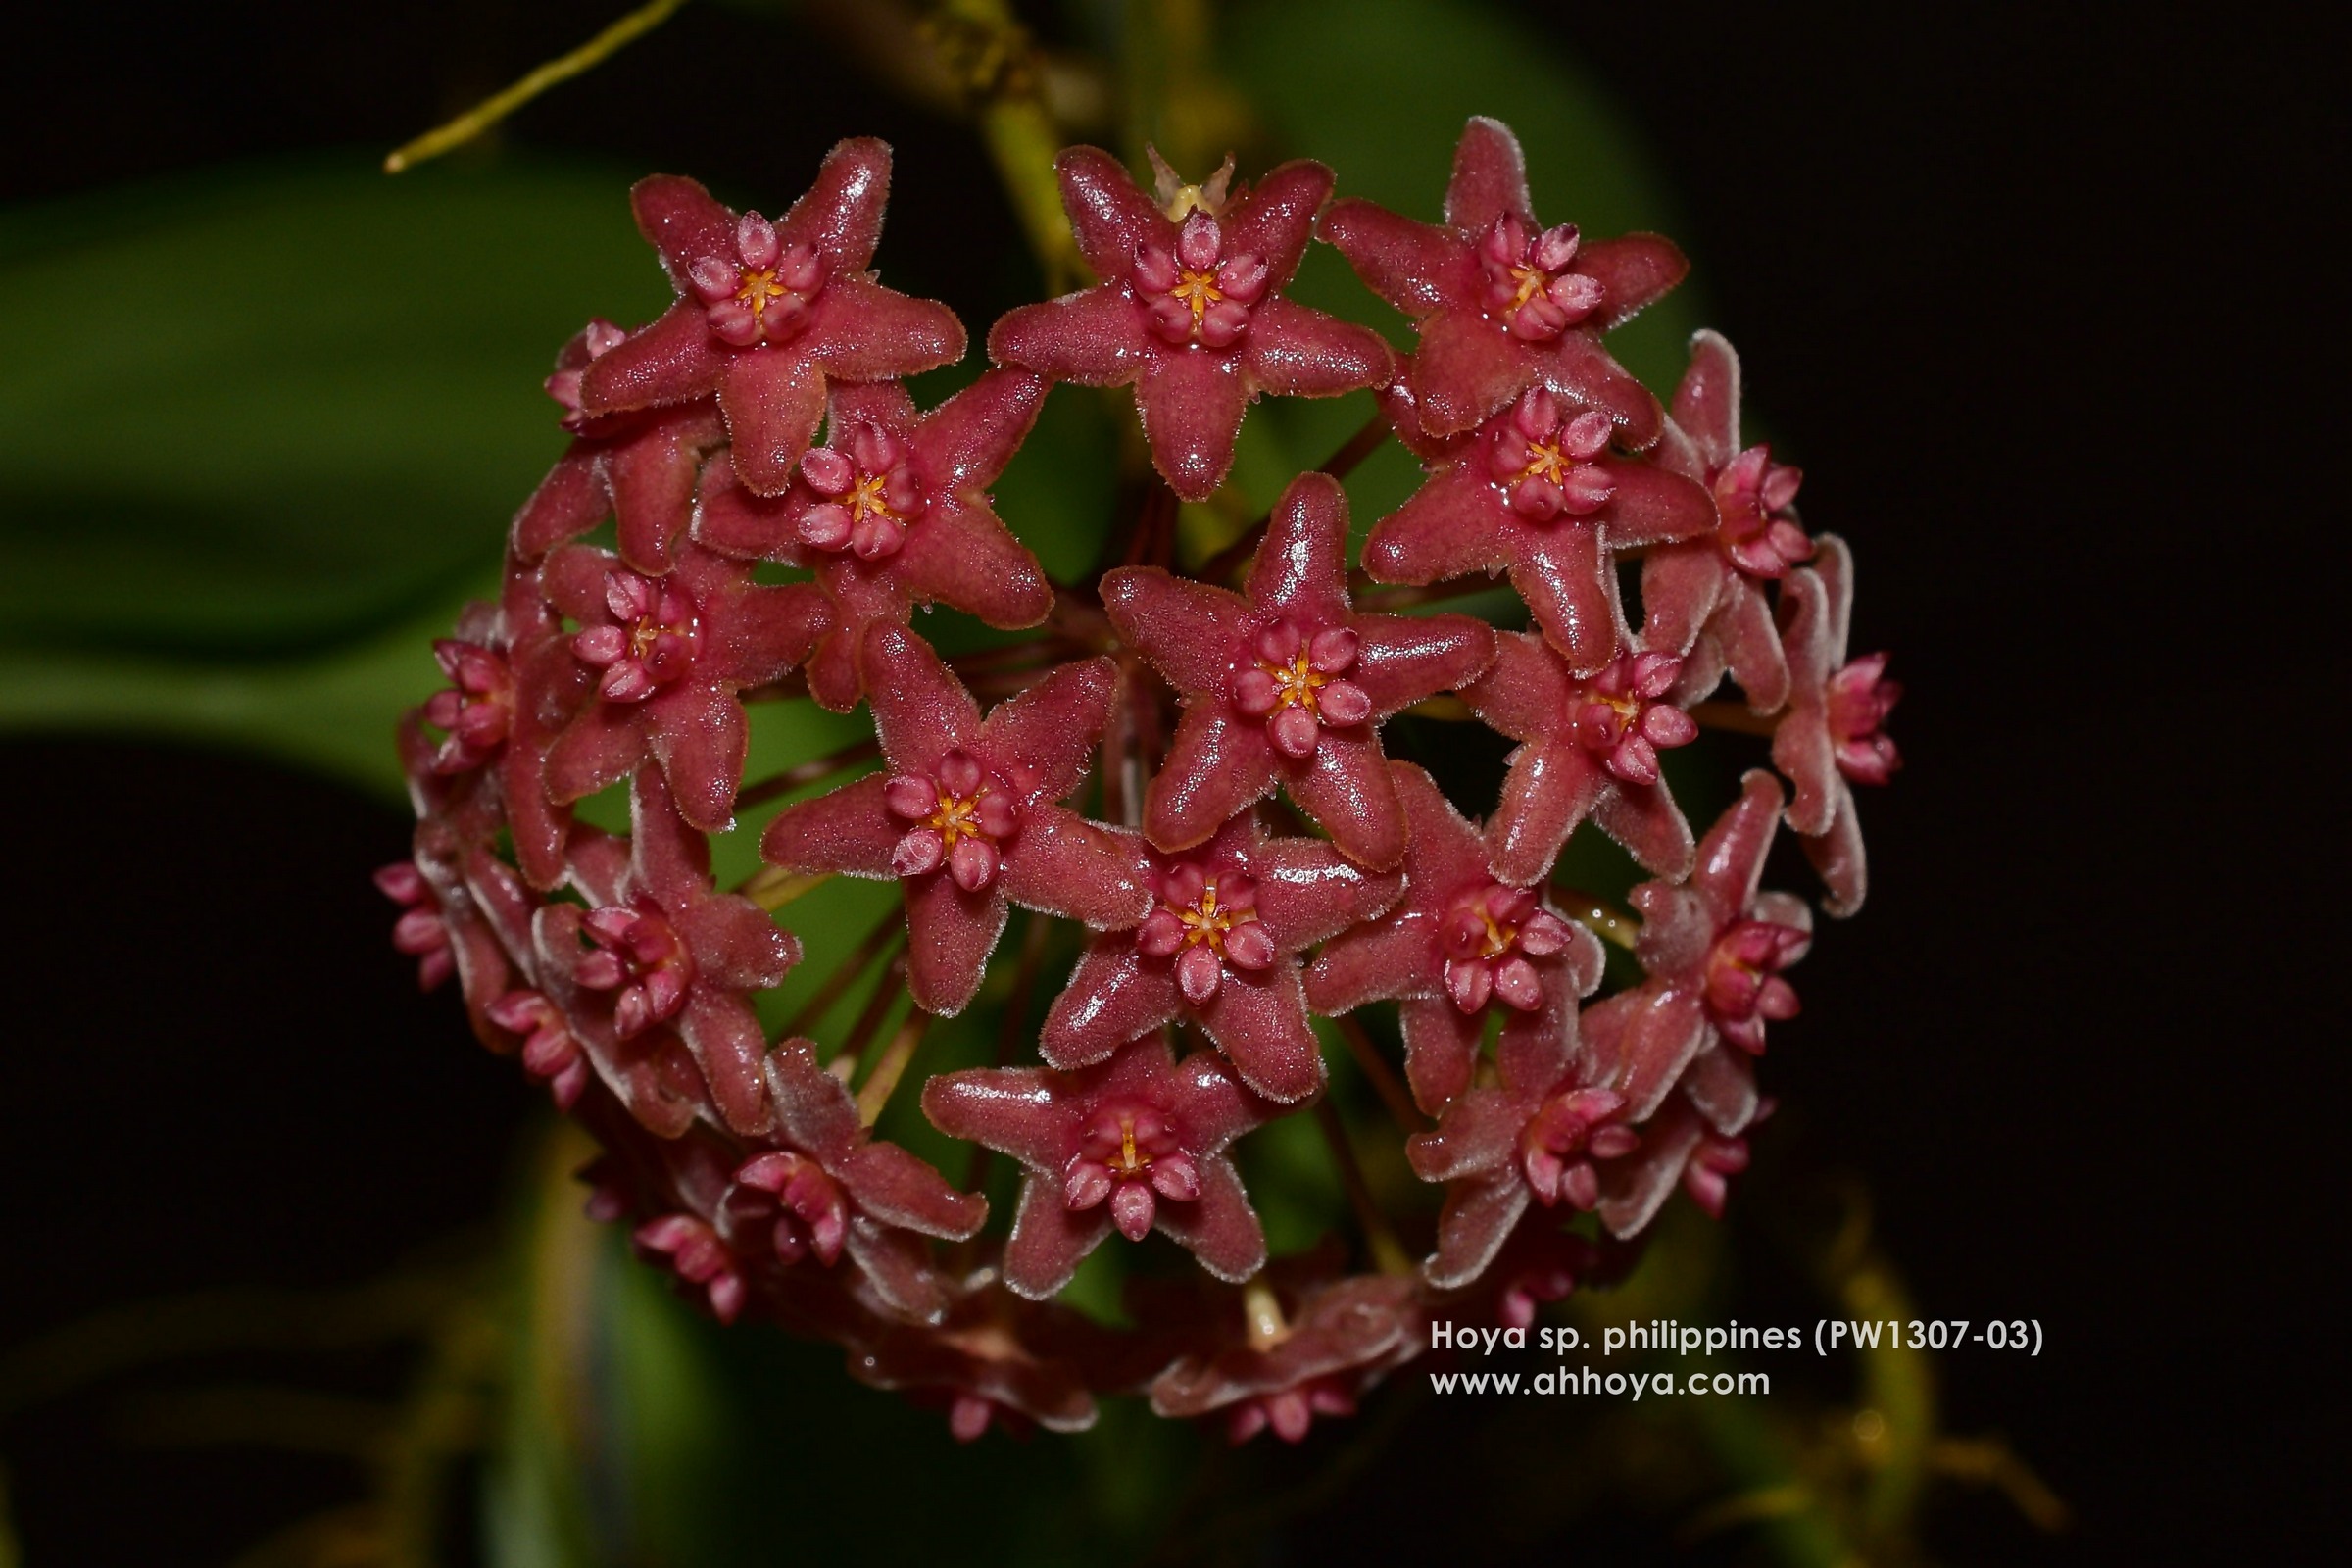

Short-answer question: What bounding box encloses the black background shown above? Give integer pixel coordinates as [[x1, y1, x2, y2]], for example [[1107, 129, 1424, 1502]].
[[0, 2, 2335, 1562]]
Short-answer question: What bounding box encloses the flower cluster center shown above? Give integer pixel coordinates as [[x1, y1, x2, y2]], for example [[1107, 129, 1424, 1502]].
[[885, 751, 1018, 891], [1176, 878, 1253, 955]]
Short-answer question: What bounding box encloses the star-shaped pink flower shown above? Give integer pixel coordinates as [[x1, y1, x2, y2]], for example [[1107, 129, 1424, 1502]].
[[922, 1035, 1273, 1298], [1144, 1248, 1421, 1444], [1590, 1080, 1761, 1241], [576, 141, 966, 495], [989, 149, 1394, 500], [512, 318, 731, 576], [696, 368, 1054, 710], [1404, 971, 1631, 1289], [760, 624, 1150, 1016], [1459, 629, 1702, 883], [1577, 771, 1809, 1136], [1642, 330, 1817, 710], [845, 1269, 1106, 1438], [1773, 536, 1899, 915], [1365, 384, 1716, 675], [1320, 116, 1687, 446], [537, 539, 830, 834], [536, 768, 799, 1137], [378, 716, 537, 1050], [1102, 472, 1496, 870], [1306, 761, 1606, 1114], [721, 1040, 987, 1325], [1040, 811, 1402, 1103]]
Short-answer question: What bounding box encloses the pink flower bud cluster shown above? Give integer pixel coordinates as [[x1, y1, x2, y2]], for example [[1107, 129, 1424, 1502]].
[[382, 120, 1899, 1444]]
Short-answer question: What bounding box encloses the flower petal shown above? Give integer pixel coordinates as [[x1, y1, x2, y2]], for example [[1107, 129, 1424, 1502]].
[[903, 868, 1009, 1016], [988, 285, 1156, 385], [1487, 738, 1604, 887], [1511, 521, 1621, 676], [1362, 464, 1516, 585], [1283, 726, 1409, 871], [1243, 298, 1395, 398], [1001, 805, 1152, 929], [976, 658, 1118, 805], [1056, 145, 1175, 279], [1135, 346, 1252, 501], [760, 773, 901, 878], [1039, 942, 1181, 1068], [1574, 233, 1689, 333], [800, 274, 966, 383], [860, 622, 982, 776], [776, 136, 893, 272], [1318, 198, 1470, 316], [716, 350, 829, 495], [1151, 1155, 1268, 1283], [1350, 612, 1497, 716], [893, 499, 1054, 629], [1671, 329, 1742, 471], [1444, 116, 1533, 233], [1412, 307, 1538, 437], [578, 299, 728, 415], [1425, 1173, 1531, 1291], [1143, 708, 1279, 855], [1100, 569, 1255, 692], [1003, 1174, 1117, 1299], [1398, 993, 1484, 1114], [1196, 964, 1325, 1103]]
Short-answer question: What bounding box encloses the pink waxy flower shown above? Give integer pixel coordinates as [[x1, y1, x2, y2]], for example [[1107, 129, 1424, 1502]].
[[1459, 630, 1702, 883], [1320, 116, 1686, 445], [385, 712, 539, 1049], [1592, 1089, 1761, 1240], [537, 768, 799, 1137], [513, 319, 730, 575], [760, 624, 1150, 1015], [846, 1269, 1104, 1438], [1773, 536, 1899, 915], [1041, 812, 1403, 1103], [421, 631, 514, 775], [1642, 331, 1816, 710], [1306, 762, 1604, 1113], [721, 1040, 987, 1324], [484, 989, 588, 1108], [635, 1212, 749, 1323], [697, 368, 1054, 710], [1403, 949, 1630, 1288], [1102, 472, 1496, 869], [989, 150, 1394, 500], [576, 142, 967, 496], [1366, 384, 1716, 674], [922, 1036, 1272, 1298], [1146, 1250, 1421, 1444], [1579, 771, 1808, 1137], [537, 539, 830, 833]]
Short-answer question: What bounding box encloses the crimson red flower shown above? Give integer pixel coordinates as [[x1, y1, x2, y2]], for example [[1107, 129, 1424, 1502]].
[[1145, 1250, 1421, 1443], [1102, 472, 1495, 869], [922, 1036, 1272, 1298], [512, 318, 730, 575], [1402, 939, 1625, 1288], [1306, 761, 1604, 1113], [989, 149, 1393, 500], [1320, 116, 1686, 446], [483, 990, 587, 1108], [1041, 811, 1402, 1103], [537, 539, 829, 834], [845, 1268, 1103, 1438], [577, 142, 966, 495], [1459, 630, 1701, 882], [697, 368, 1054, 710], [1642, 330, 1815, 710], [1773, 536, 1899, 915], [760, 624, 1149, 1015], [1578, 771, 1808, 1133], [1592, 1086, 1761, 1240], [538, 768, 798, 1137], [635, 1211, 748, 1323], [1366, 384, 1715, 674], [721, 1040, 987, 1324]]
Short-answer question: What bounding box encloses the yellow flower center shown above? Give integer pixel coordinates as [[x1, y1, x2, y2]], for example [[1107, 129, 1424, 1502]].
[[735, 268, 788, 316], [1476, 907, 1518, 959], [1259, 649, 1329, 710], [1112, 1114, 1147, 1176], [927, 791, 987, 848], [1517, 438, 1571, 488], [848, 472, 897, 525], [1170, 269, 1224, 327], [1505, 263, 1550, 318], [1176, 880, 1255, 954]]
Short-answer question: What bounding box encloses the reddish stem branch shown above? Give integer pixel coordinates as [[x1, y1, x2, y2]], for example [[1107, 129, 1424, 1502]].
[[1313, 1097, 1414, 1278], [735, 737, 882, 808], [1690, 700, 1782, 737], [829, 953, 908, 1077], [1332, 1013, 1427, 1133], [791, 914, 902, 1043], [1199, 409, 1392, 583]]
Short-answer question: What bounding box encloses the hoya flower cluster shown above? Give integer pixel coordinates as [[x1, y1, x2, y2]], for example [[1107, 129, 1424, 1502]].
[[382, 121, 1900, 1443]]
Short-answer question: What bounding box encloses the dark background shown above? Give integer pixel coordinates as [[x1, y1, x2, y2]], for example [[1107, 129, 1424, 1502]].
[[0, 1, 2334, 1562]]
